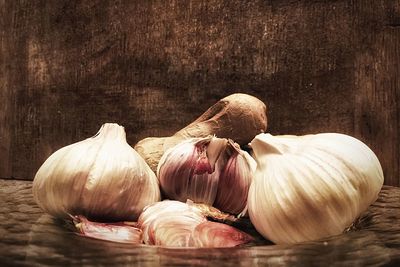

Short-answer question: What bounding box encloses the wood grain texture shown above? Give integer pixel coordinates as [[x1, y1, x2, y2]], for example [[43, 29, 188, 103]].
[[0, 0, 399, 185], [353, 1, 400, 186]]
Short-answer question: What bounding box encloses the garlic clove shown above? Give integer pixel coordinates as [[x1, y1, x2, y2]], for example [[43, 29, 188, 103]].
[[189, 221, 254, 248], [73, 215, 142, 244], [138, 200, 253, 248], [214, 141, 256, 215], [150, 216, 201, 247], [138, 200, 206, 247], [205, 137, 229, 171]]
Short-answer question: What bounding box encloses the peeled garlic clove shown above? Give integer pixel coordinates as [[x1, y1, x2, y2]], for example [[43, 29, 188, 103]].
[[138, 200, 206, 247], [189, 221, 253, 248], [248, 133, 384, 245], [73, 215, 142, 244], [157, 137, 254, 215], [33, 123, 161, 221]]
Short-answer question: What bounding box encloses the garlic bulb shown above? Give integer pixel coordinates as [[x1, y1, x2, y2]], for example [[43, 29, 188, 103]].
[[248, 133, 384, 244], [33, 123, 161, 221], [138, 200, 253, 247], [157, 136, 256, 215]]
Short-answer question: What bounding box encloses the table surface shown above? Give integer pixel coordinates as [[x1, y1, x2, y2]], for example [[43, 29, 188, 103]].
[[1, 179, 399, 266]]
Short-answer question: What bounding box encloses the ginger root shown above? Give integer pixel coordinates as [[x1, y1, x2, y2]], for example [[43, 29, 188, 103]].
[[134, 93, 267, 172]]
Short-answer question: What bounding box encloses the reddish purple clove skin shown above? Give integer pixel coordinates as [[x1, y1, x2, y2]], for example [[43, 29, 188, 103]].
[[157, 136, 255, 216], [214, 151, 253, 215], [193, 154, 213, 175], [73, 215, 143, 244], [190, 221, 254, 248], [158, 139, 220, 205]]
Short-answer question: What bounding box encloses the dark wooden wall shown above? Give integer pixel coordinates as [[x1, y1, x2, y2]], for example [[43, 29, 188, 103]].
[[1, 0, 399, 186]]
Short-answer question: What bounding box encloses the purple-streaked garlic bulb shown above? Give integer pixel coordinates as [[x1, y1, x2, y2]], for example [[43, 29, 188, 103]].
[[157, 137, 256, 215]]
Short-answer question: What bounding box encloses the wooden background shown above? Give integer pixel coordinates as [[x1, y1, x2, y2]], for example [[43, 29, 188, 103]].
[[0, 0, 399, 186]]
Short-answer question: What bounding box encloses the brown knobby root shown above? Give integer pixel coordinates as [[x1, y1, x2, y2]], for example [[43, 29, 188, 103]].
[[135, 93, 267, 172]]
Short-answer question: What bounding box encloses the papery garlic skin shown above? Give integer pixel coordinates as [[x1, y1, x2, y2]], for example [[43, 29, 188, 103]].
[[157, 137, 255, 215], [248, 133, 384, 245], [33, 123, 161, 221], [73, 215, 142, 244]]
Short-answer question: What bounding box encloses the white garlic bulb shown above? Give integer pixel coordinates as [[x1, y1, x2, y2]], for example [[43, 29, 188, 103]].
[[157, 136, 256, 215], [33, 123, 161, 221], [248, 133, 384, 244]]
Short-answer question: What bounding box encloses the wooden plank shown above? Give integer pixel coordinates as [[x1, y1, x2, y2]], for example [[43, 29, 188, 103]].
[[0, 0, 398, 185], [353, 1, 400, 186], [0, 1, 15, 179]]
